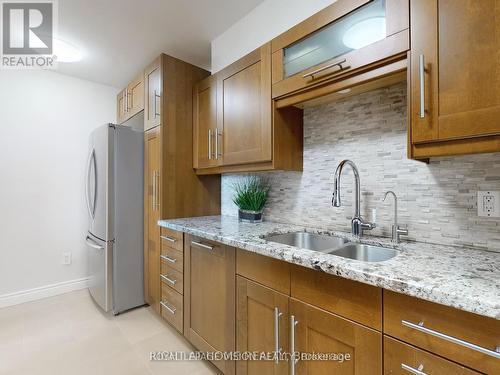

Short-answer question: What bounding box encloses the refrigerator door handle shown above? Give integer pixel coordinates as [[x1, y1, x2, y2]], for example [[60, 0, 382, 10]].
[[85, 148, 96, 219], [86, 236, 104, 250]]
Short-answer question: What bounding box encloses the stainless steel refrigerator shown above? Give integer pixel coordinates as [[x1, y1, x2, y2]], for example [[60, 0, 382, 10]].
[[85, 119, 144, 315]]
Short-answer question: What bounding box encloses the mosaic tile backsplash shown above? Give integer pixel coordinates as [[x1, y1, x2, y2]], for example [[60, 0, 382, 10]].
[[221, 82, 500, 252]]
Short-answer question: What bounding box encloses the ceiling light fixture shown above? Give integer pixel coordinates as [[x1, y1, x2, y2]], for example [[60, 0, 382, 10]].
[[53, 38, 83, 63], [342, 17, 386, 50]]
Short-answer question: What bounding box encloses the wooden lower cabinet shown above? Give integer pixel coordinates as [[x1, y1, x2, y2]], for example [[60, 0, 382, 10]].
[[184, 235, 236, 374], [290, 298, 382, 375], [384, 336, 480, 375], [236, 277, 289, 375]]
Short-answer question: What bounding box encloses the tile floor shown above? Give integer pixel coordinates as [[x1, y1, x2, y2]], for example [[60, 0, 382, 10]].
[[0, 289, 219, 375]]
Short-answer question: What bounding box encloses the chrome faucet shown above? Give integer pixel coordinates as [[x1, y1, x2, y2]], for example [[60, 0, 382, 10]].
[[332, 160, 376, 237], [383, 191, 409, 243]]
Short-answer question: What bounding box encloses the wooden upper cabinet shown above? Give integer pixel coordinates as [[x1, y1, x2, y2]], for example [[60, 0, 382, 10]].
[[144, 57, 162, 131], [116, 72, 144, 125], [410, 0, 500, 158], [193, 75, 220, 169], [271, 0, 409, 100], [217, 43, 273, 166], [236, 277, 289, 375], [290, 298, 382, 374]]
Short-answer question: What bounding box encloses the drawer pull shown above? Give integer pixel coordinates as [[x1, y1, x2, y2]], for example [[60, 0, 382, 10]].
[[160, 301, 176, 315], [401, 363, 426, 375], [402, 320, 500, 359], [160, 274, 177, 286], [302, 58, 349, 80], [161, 235, 177, 243], [191, 240, 214, 251], [160, 255, 177, 264]]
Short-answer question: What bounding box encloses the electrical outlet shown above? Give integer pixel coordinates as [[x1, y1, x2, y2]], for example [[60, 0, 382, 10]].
[[477, 191, 500, 217], [62, 251, 72, 265]]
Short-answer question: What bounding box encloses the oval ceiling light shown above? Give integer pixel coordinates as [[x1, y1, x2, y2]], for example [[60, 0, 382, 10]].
[[53, 38, 83, 63], [342, 17, 386, 50]]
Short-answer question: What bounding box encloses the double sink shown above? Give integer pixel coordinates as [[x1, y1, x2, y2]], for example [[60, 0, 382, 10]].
[[264, 231, 397, 262]]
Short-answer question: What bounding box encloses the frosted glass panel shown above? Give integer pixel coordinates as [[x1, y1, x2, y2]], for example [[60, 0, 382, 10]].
[[283, 0, 386, 78]]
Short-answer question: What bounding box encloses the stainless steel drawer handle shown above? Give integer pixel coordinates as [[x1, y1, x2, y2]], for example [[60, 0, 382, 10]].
[[160, 274, 177, 286], [160, 255, 177, 264], [274, 307, 283, 364], [160, 235, 176, 243], [191, 240, 214, 251], [401, 364, 426, 375], [303, 58, 349, 79], [402, 320, 500, 359], [160, 301, 176, 315], [290, 315, 299, 375]]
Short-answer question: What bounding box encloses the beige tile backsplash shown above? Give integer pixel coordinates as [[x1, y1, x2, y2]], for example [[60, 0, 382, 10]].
[[221, 82, 500, 252]]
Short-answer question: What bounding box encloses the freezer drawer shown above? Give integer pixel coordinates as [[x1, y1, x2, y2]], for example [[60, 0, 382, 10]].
[[86, 233, 112, 312]]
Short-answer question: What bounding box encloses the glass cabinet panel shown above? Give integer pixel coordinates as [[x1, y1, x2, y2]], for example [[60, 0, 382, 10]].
[[283, 0, 386, 78]]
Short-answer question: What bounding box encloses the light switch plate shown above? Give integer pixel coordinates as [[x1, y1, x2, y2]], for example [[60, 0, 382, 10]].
[[477, 191, 500, 217], [62, 251, 72, 265]]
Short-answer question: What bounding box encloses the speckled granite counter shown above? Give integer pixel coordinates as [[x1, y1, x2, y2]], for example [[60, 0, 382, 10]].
[[158, 216, 500, 320]]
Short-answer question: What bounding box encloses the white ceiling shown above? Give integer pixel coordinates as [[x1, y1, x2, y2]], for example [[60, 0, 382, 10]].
[[56, 0, 265, 88]]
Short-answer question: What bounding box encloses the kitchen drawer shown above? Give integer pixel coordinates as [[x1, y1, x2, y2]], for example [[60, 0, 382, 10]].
[[160, 246, 183, 273], [160, 283, 183, 333], [160, 262, 183, 295], [384, 336, 480, 375], [384, 291, 500, 374], [236, 249, 290, 295], [160, 227, 183, 252], [291, 265, 382, 330]]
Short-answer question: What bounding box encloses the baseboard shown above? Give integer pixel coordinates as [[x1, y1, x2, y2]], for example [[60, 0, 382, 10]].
[[0, 277, 90, 308]]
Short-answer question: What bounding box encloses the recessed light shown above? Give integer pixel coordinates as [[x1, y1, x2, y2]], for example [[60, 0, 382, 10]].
[[53, 38, 83, 63], [337, 88, 351, 94], [342, 17, 386, 49]]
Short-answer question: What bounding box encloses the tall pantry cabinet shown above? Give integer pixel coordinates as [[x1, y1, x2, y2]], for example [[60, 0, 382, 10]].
[[143, 54, 221, 313]]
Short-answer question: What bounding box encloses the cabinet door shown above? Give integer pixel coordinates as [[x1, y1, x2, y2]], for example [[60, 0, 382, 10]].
[[411, 0, 500, 143], [184, 235, 235, 374], [236, 277, 289, 375], [117, 89, 127, 124], [290, 298, 382, 375], [217, 43, 272, 166], [144, 128, 161, 312], [193, 75, 219, 169], [144, 57, 162, 131], [128, 72, 144, 118]]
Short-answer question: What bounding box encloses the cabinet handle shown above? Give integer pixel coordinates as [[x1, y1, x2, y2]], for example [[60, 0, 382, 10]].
[[191, 240, 214, 251], [160, 274, 177, 286], [151, 173, 156, 210], [419, 54, 426, 118], [290, 315, 299, 375], [160, 254, 177, 264], [274, 307, 283, 364], [302, 58, 349, 80], [215, 129, 222, 159], [155, 171, 160, 210], [126, 91, 129, 112], [208, 129, 212, 160], [153, 90, 161, 118], [401, 364, 426, 375], [160, 300, 176, 315], [161, 235, 176, 243], [402, 320, 500, 359]]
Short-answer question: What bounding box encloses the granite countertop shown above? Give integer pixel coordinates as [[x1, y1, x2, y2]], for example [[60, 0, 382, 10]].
[[158, 215, 500, 320]]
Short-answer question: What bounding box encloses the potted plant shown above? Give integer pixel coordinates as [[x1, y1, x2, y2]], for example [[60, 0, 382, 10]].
[[232, 175, 270, 223]]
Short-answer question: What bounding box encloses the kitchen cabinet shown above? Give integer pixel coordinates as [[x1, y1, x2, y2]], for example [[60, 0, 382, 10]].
[[144, 57, 162, 131], [193, 75, 220, 169], [409, 0, 500, 158], [236, 277, 289, 375], [144, 127, 161, 313], [116, 72, 144, 124], [184, 235, 236, 374], [194, 44, 303, 175], [271, 0, 409, 105], [290, 298, 382, 375]]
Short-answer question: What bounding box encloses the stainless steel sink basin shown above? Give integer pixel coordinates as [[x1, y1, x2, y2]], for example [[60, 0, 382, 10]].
[[330, 243, 397, 262], [264, 231, 347, 253]]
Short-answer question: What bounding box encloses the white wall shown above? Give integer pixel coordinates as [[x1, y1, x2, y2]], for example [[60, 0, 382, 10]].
[[211, 0, 336, 72], [0, 70, 117, 300]]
